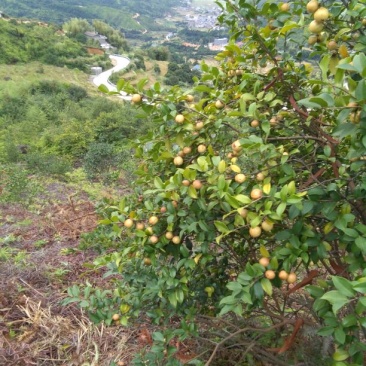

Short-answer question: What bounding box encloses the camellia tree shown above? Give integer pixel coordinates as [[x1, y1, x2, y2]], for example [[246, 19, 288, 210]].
[[68, 0, 366, 364]]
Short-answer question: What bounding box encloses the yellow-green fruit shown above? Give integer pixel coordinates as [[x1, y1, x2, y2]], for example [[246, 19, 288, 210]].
[[232, 140, 242, 152], [327, 40, 338, 51], [182, 179, 190, 187], [131, 94, 142, 103], [172, 236, 181, 245], [278, 270, 289, 280], [256, 172, 265, 181], [197, 144, 207, 153], [259, 257, 270, 267], [165, 231, 174, 240], [261, 220, 274, 232], [280, 3, 290, 12], [186, 94, 194, 102], [173, 156, 184, 166], [314, 7, 330, 22], [239, 208, 248, 218], [195, 121, 204, 130], [183, 146, 192, 154], [235, 173, 246, 183], [149, 216, 159, 225], [249, 226, 262, 238], [250, 119, 260, 128], [265, 270, 276, 280], [308, 35, 318, 45], [250, 188, 263, 200], [309, 20, 324, 34], [124, 218, 134, 228], [215, 100, 225, 109], [175, 114, 185, 123], [287, 272, 297, 284], [143, 257, 152, 265], [306, 0, 319, 13], [149, 235, 159, 244], [192, 179, 203, 189], [112, 313, 120, 321]]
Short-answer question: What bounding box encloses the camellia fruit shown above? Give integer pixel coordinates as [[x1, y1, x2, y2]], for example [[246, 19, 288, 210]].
[[149, 215, 159, 225], [306, 0, 319, 13], [143, 257, 152, 265], [280, 3, 290, 12], [259, 257, 270, 267], [182, 179, 190, 187], [265, 270, 276, 280], [149, 235, 159, 244], [249, 226, 262, 238], [215, 100, 225, 109], [131, 94, 142, 103], [172, 236, 181, 245], [308, 35, 318, 45], [195, 121, 204, 130], [175, 114, 185, 123], [256, 172, 265, 181], [278, 270, 289, 280], [287, 272, 297, 284], [136, 222, 145, 230], [250, 119, 260, 128], [174, 156, 184, 166], [192, 179, 203, 189], [124, 218, 134, 228], [261, 219, 274, 232], [160, 206, 167, 213], [183, 146, 192, 154], [327, 40, 338, 51], [165, 231, 174, 240], [250, 188, 263, 200], [197, 144, 207, 153], [314, 7, 329, 21], [235, 173, 247, 183], [112, 313, 120, 321], [308, 20, 324, 34], [231, 140, 242, 152], [239, 208, 248, 218], [186, 94, 194, 102]]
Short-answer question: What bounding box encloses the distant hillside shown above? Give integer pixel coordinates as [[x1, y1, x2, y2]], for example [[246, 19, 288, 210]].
[[0, 0, 182, 31], [0, 19, 110, 70]]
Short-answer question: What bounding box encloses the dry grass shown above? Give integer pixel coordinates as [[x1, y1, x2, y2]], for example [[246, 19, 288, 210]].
[[1, 297, 137, 366]]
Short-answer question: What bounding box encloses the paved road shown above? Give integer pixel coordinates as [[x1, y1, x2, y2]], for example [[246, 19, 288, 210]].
[[92, 54, 130, 94]]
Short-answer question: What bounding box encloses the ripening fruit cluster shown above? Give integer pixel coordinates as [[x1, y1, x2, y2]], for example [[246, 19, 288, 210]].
[[259, 257, 297, 283], [307, 1, 330, 35]]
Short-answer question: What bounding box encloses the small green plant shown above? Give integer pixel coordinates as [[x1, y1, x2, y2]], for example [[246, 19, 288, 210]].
[[33, 239, 48, 248]]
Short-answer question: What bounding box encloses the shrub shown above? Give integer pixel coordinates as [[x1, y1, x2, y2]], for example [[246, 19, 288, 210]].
[[68, 1, 366, 365]]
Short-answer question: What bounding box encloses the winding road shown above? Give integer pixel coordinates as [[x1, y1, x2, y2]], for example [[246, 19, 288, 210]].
[[92, 54, 131, 97]]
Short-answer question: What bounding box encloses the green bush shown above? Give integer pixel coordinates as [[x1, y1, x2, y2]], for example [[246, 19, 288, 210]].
[[67, 1, 366, 364]]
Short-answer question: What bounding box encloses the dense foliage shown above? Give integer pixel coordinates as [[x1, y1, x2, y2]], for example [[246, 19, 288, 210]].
[[68, 0, 366, 365], [0, 80, 149, 179], [0, 19, 104, 69]]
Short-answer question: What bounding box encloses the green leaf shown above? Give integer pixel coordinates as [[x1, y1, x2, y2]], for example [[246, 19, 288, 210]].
[[260, 278, 273, 296], [353, 281, 366, 294], [321, 291, 349, 313], [355, 80, 366, 101], [332, 276, 355, 297], [334, 327, 346, 344], [214, 221, 229, 234], [333, 349, 349, 361]]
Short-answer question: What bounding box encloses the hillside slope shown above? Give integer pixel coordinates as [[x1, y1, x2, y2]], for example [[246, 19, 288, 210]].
[[0, 0, 182, 31]]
